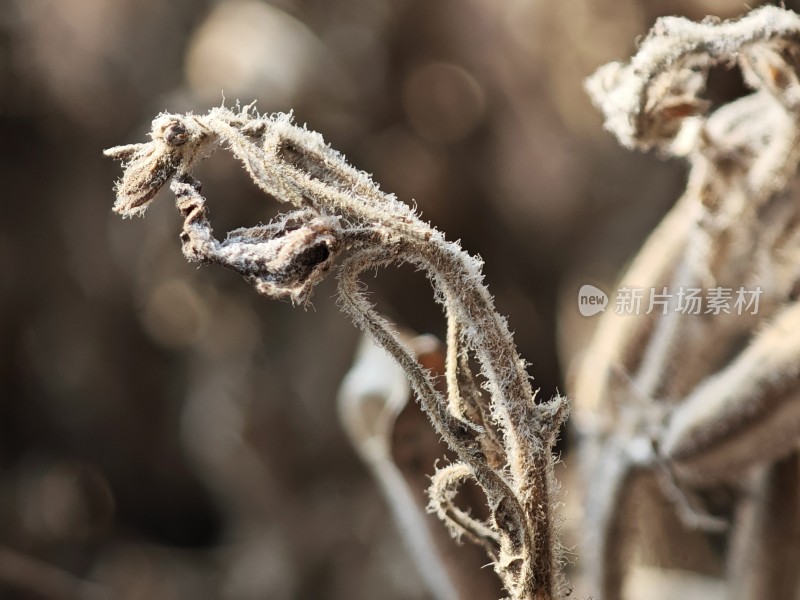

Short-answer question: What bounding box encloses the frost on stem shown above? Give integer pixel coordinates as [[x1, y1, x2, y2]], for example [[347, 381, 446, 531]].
[[105, 105, 568, 600], [580, 6, 800, 599]]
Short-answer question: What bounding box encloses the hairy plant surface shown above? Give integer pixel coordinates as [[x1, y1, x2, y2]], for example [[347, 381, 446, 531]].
[[105, 106, 567, 599]]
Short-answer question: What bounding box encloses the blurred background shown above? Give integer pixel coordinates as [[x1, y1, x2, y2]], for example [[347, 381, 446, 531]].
[[0, 1, 794, 598]]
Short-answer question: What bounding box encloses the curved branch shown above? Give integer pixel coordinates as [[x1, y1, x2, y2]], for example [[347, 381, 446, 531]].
[[428, 462, 501, 554], [586, 6, 800, 151]]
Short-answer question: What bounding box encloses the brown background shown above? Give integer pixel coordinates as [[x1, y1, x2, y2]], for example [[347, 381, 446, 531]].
[[0, 1, 792, 598]]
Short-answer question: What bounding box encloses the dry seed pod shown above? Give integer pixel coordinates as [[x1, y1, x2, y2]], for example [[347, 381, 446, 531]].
[[104, 115, 212, 216]]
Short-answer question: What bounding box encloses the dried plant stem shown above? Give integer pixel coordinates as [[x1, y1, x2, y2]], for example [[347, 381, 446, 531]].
[[337, 334, 461, 600], [378, 454, 462, 600], [580, 5, 800, 598], [337, 247, 562, 599], [729, 453, 800, 600], [106, 106, 567, 599]]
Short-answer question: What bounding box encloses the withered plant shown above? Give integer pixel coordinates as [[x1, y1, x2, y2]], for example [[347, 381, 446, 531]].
[[105, 5, 800, 599], [576, 5, 800, 599], [104, 107, 567, 599]]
